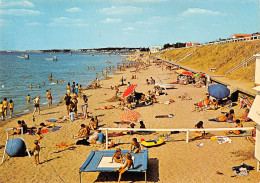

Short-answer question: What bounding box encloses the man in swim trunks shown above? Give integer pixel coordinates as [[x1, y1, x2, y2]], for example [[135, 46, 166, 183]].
[[33, 95, 40, 116]]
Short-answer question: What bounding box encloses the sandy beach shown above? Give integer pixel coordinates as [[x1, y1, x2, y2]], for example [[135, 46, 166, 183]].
[[0, 54, 259, 183]]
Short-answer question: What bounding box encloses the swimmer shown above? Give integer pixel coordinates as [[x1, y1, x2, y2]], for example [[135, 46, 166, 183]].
[[72, 73, 74, 75], [42, 82, 45, 86], [55, 80, 58, 84], [38, 84, 41, 88], [92, 66, 95, 70], [27, 94, 31, 103], [87, 67, 89, 70], [60, 79, 64, 82], [30, 84, 34, 89], [23, 76, 26, 78]]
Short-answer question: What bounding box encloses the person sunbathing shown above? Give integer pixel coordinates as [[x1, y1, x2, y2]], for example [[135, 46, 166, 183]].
[[89, 118, 97, 130], [116, 153, 134, 183], [10, 120, 22, 135], [191, 121, 205, 140], [224, 119, 243, 135], [240, 108, 252, 122], [204, 96, 212, 108], [111, 148, 123, 164], [209, 113, 229, 122], [94, 105, 117, 110], [249, 126, 256, 144], [208, 99, 218, 110], [73, 124, 87, 139], [227, 109, 236, 123]]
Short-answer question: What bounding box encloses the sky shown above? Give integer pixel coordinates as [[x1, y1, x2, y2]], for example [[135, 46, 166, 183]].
[[0, 0, 259, 50]]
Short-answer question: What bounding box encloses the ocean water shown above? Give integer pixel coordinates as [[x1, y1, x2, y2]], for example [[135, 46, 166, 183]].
[[0, 52, 124, 117]]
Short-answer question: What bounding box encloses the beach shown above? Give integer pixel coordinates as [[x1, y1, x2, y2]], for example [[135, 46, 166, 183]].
[[0, 54, 259, 183]]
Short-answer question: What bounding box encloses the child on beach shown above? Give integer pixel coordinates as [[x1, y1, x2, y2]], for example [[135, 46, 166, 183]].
[[32, 140, 40, 167], [129, 138, 141, 154], [116, 153, 134, 183], [36, 123, 45, 141], [10, 120, 22, 135], [111, 148, 123, 164], [240, 108, 251, 122], [225, 119, 243, 135]]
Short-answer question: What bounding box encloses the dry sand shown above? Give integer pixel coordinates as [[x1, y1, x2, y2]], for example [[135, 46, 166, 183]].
[[0, 55, 259, 183]]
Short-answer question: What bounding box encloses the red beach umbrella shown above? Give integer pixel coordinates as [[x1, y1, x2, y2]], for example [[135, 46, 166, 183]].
[[120, 110, 141, 122], [182, 71, 193, 75], [122, 84, 137, 98]]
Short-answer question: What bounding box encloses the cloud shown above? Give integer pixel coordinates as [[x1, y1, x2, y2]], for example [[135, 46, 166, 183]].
[[102, 18, 122, 23], [48, 17, 88, 27], [123, 27, 135, 31], [99, 6, 142, 15], [26, 22, 41, 26], [65, 7, 82, 13], [180, 8, 224, 16], [0, 9, 40, 16], [1, 0, 35, 8]]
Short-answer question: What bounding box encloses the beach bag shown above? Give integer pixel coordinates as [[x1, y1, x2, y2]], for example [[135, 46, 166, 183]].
[[232, 163, 254, 176], [76, 139, 90, 146]]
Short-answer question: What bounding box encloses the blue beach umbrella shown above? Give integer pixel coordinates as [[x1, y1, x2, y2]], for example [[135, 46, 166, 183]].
[[208, 84, 230, 99]]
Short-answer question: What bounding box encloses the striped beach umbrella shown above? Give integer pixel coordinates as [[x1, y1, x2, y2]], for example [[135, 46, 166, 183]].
[[120, 110, 141, 122]]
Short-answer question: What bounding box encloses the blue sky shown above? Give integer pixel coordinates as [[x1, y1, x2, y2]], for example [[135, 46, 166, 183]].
[[0, 0, 259, 50]]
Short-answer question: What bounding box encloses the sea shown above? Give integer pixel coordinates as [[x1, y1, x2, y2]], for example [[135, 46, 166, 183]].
[[0, 52, 124, 118]]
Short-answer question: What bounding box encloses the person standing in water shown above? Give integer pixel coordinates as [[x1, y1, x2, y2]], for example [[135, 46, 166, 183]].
[[2, 98, 8, 120], [8, 99, 14, 118], [49, 73, 53, 81], [46, 90, 52, 107]]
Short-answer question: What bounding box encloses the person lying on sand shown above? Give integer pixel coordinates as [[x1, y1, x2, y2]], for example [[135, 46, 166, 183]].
[[94, 105, 119, 110], [209, 113, 229, 122], [224, 119, 243, 135], [179, 93, 192, 100]]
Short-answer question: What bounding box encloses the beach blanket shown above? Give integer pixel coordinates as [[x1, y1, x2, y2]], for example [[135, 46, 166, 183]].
[[50, 126, 61, 132], [214, 136, 232, 144], [239, 98, 252, 109], [46, 119, 57, 122], [41, 129, 49, 134], [155, 114, 174, 118]]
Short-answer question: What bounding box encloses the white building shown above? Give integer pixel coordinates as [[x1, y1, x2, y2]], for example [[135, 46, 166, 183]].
[[149, 46, 163, 53]]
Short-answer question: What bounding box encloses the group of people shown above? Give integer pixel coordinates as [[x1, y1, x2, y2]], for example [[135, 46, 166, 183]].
[[0, 98, 14, 120]]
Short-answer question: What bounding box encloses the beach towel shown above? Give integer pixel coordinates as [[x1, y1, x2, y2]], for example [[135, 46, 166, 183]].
[[41, 129, 49, 134], [239, 98, 252, 109], [50, 126, 61, 132], [215, 136, 231, 144]]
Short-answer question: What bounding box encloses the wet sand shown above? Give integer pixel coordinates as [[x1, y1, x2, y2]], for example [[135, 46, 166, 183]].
[[0, 55, 259, 183]]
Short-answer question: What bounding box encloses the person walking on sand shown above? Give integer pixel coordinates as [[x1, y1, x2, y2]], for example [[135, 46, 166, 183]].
[[33, 95, 40, 116], [82, 94, 88, 119], [32, 140, 40, 167], [64, 94, 71, 115]]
